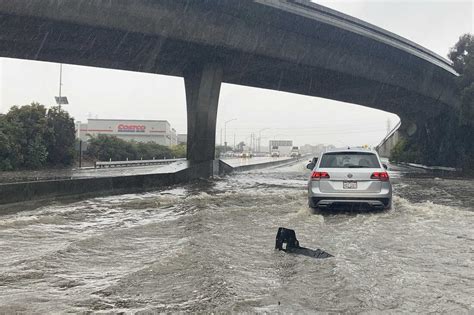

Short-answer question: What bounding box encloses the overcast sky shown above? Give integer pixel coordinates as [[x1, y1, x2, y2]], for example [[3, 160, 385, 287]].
[[0, 0, 472, 147]]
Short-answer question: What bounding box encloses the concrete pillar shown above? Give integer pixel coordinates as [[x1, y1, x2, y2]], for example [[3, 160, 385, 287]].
[[184, 63, 223, 162]]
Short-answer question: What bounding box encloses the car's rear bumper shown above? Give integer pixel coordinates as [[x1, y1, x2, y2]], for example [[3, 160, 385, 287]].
[[309, 180, 392, 197], [309, 197, 391, 210]]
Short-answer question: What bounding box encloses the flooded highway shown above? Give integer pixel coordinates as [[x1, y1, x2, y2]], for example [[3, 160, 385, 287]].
[[0, 161, 473, 313]]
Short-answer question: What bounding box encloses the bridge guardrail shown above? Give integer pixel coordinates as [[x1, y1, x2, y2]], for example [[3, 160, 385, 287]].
[[375, 120, 402, 151], [286, 0, 455, 74]]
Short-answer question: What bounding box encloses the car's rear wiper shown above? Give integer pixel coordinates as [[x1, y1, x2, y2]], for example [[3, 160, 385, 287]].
[[347, 165, 366, 168]]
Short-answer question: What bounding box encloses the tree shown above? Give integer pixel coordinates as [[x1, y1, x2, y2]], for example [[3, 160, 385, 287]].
[[25, 137, 49, 169], [0, 114, 22, 170], [86, 134, 134, 161], [0, 103, 77, 170], [3, 103, 49, 169], [135, 141, 173, 160], [45, 106, 76, 166], [448, 34, 474, 170], [170, 143, 186, 158], [448, 34, 474, 125], [235, 141, 246, 152], [85, 135, 175, 161], [448, 34, 474, 79]]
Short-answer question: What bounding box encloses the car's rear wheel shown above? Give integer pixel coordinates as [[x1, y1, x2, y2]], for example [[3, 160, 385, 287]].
[[308, 198, 318, 214]]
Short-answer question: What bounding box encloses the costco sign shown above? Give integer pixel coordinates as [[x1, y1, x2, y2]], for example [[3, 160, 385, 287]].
[[117, 124, 146, 133]]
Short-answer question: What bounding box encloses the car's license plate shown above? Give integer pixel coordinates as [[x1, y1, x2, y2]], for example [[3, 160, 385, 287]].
[[343, 181, 357, 189]]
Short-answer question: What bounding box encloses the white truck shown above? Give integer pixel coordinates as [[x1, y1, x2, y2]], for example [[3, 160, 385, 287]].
[[271, 146, 280, 157], [290, 146, 301, 158]]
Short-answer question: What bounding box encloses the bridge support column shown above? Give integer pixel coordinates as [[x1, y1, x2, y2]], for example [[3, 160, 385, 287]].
[[184, 63, 223, 167]]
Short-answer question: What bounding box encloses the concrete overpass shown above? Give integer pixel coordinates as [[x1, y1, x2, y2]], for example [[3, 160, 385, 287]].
[[0, 0, 459, 170], [376, 121, 401, 158]]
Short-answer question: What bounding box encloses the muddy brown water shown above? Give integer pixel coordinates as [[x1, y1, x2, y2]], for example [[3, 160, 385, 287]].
[[0, 162, 473, 313]]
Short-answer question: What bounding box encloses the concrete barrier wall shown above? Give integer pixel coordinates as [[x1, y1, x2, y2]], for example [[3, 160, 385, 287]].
[[228, 158, 297, 172], [0, 158, 299, 207], [0, 161, 214, 206]]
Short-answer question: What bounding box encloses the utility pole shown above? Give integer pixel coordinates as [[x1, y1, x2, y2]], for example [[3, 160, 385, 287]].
[[250, 133, 253, 152], [79, 140, 83, 168], [59, 64, 62, 110], [220, 128, 223, 146], [258, 128, 270, 153], [252, 133, 256, 152], [55, 63, 68, 109], [224, 118, 237, 150]]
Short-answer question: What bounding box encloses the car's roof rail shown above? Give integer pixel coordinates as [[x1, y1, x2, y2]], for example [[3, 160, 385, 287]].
[[327, 146, 375, 152]]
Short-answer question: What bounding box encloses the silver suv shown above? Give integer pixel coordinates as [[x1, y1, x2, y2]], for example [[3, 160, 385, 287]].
[[307, 148, 392, 211]]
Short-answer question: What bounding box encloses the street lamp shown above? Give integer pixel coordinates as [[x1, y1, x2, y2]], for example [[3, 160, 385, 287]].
[[258, 128, 270, 153], [224, 118, 237, 149], [54, 64, 69, 110]]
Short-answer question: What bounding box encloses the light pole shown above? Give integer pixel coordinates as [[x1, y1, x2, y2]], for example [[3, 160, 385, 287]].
[[258, 128, 270, 153], [224, 118, 237, 150], [59, 63, 62, 110], [54, 63, 69, 110]]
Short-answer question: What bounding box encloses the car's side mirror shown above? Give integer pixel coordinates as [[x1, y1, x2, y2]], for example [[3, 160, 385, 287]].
[[382, 163, 388, 170], [307, 157, 318, 170]]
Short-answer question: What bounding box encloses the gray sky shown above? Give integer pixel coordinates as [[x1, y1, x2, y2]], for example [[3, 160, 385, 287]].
[[0, 0, 472, 147]]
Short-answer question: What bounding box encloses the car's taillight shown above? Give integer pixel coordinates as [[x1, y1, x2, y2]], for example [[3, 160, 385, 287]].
[[311, 171, 330, 180], [371, 171, 389, 181]]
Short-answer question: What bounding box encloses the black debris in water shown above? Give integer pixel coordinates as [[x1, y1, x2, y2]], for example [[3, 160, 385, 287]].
[[275, 227, 333, 259]]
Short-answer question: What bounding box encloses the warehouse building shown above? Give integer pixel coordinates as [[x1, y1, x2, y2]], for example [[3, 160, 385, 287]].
[[76, 119, 178, 146]]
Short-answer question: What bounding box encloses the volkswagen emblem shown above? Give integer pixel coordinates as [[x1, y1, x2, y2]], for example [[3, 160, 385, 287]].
[[347, 173, 353, 178]]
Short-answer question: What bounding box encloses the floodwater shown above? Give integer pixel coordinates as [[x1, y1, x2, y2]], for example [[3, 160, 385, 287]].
[[0, 162, 473, 313]]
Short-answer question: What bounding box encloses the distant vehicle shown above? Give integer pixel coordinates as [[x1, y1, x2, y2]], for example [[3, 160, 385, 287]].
[[240, 151, 253, 158], [271, 145, 280, 157], [306, 148, 392, 211], [290, 146, 301, 158], [221, 151, 236, 158]]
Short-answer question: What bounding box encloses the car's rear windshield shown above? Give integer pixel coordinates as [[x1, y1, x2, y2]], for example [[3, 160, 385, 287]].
[[319, 152, 380, 168]]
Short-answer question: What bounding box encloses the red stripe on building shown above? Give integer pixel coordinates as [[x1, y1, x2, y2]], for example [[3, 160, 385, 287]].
[[80, 129, 114, 132]]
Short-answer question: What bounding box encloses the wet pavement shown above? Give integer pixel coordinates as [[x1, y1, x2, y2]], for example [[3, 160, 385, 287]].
[[0, 162, 473, 313]]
